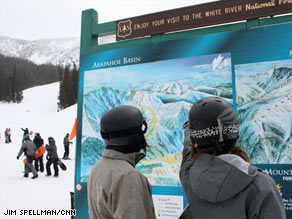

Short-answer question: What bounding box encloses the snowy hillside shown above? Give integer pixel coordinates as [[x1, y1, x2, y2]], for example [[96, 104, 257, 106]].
[[0, 82, 77, 219], [0, 35, 116, 67], [0, 36, 79, 67]]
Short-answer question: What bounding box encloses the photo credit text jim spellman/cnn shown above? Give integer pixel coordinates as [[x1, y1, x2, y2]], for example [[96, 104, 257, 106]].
[[1, 209, 76, 217]]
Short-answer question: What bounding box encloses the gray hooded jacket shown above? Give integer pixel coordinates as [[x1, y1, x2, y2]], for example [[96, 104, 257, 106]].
[[18, 139, 37, 157], [180, 127, 286, 219], [87, 149, 156, 219], [45, 142, 58, 159]]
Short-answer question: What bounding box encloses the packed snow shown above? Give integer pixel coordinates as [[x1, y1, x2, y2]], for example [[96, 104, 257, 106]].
[[0, 82, 77, 219]]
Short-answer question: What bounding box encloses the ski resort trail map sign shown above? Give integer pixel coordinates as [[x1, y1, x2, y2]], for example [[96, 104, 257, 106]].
[[75, 15, 292, 218]]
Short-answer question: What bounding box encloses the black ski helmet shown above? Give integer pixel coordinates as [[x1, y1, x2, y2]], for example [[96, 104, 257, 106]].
[[100, 105, 148, 152], [48, 137, 55, 143], [188, 96, 239, 149]]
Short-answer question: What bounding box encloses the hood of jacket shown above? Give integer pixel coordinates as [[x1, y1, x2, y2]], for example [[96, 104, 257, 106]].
[[102, 149, 146, 167], [189, 153, 258, 203]]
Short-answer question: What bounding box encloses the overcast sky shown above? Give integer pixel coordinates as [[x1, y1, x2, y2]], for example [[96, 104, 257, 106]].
[[0, 0, 212, 41]]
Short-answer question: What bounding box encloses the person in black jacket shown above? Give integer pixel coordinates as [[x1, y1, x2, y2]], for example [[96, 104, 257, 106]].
[[45, 137, 59, 177], [21, 128, 29, 143], [180, 96, 285, 219], [33, 133, 44, 172]]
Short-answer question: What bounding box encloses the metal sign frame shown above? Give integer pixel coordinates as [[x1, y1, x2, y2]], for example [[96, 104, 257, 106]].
[[76, 5, 292, 219]]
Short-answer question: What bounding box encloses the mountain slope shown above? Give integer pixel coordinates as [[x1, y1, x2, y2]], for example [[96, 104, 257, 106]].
[[0, 35, 116, 67], [0, 36, 79, 67]]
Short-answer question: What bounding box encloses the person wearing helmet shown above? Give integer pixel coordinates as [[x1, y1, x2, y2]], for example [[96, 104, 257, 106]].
[[21, 127, 29, 143], [87, 105, 155, 219], [45, 137, 59, 177], [33, 133, 44, 172], [180, 96, 286, 219], [16, 134, 38, 179], [63, 133, 72, 160]]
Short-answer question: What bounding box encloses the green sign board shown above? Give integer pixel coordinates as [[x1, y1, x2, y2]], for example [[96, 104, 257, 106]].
[[75, 6, 292, 219]]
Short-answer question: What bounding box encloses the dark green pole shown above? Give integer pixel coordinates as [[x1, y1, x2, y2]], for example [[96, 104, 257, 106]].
[[80, 9, 98, 56]]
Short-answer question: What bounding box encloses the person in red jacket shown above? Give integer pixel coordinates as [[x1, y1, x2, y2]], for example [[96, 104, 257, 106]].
[[4, 128, 9, 143]]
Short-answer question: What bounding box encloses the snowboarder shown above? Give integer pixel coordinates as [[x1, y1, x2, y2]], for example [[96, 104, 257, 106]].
[[87, 105, 156, 219], [45, 137, 59, 177], [62, 133, 72, 160], [180, 96, 286, 219], [33, 133, 44, 172], [16, 134, 38, 179]]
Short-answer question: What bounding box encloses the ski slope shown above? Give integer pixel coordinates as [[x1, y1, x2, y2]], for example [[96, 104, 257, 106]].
[[0, 82, 77, 219]]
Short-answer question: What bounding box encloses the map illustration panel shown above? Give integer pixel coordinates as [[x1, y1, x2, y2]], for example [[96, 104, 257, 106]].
[[81, 53, 233, 185], [235, 59, 292, 164]]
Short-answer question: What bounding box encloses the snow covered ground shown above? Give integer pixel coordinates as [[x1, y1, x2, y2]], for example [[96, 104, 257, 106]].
[[0, 82, 77, 219]]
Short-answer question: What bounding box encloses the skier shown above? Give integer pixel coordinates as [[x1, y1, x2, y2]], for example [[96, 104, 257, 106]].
[[7, 128, 11, 143], [33, 133, 44, 172], [180, 96, 286, 219], [4, 128, 8, 143], [16, 134, 38, 179], [62, 133, 72, 160], [45, 137, 59, 177], [87, 105, 156, 219]]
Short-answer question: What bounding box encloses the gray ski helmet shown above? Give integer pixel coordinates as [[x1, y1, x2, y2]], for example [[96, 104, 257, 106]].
[[188, 96, 239, 148], [100, 105, 147, 145]]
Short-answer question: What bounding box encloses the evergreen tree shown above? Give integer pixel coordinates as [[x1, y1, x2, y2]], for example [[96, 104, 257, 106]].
[[58, 68, 66, 110], [0, 64, 7, 100], [0, 54, 61, 103], [13, 66, 23, 103], [0, 54, 80, 106], [57, 64, 79, 110], [7, 74, 14, 102], [71, 63, 79, 103]]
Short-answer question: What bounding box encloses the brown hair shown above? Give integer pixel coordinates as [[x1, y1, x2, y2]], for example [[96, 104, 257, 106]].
[[190, 139, 250, 162]]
